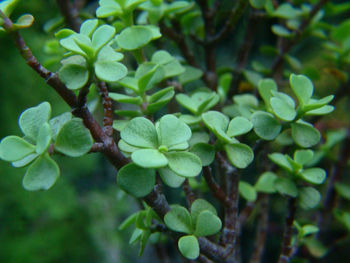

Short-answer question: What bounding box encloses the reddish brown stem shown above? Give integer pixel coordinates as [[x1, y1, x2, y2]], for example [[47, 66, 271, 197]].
[[98, 82, 114, 137], [203, 166, 230, 206]]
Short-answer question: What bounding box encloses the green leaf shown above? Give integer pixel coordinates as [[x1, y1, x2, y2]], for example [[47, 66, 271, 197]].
[[194, 210, 222, 236], [274, 177, 298, 197], [118, 77, 139, 92], [19, 102, 51, 140], [11, 153, 38, 168], [272, 24, 293, 37], [190, 143, 215, 166], [116, 25, 155, 50], [22, 154, 60, 191], [250, 0, 266, 9], [109, 93, 142, 105], [190, 199, 217, 224], [159, 167, 185, 188], [14, 14, 35, 29], [301, 225, 319, 237], [73, 34, 94, 58], [80, 19, 99, 37], [60, 35, 86, 57], [179, 66, 203, 85], [269, 153, 293, 172], [166, 152, 202, 178], [115, 110, 142, 117], [258, 79, 277, 110], [294, 149, 314, 166], [59, 63, 89, 90], [131, 149, 168, 168], [0, 0, 21, 16], [146, 87, 175, 114], [121, 117, 158, 148], [137, 63, 159, 93], [291, 122, 321, 148], [55, 119, 93, 157], [239, 181, 257, 202], [118, 139, 140, 155], [189, 132, 210, 147], [0, 136, 35, 162], [270, 97, 296, 121], [225, 143, 254, 169], [49, 112, 72, 140], [95, 60, 127, 82], [251, 111, 282, 140], [158, 115, 191, 147], [299, 168, 326, 184], [97, 46, 124, 62], [305, 105, 334, 116], [227, 117, 253, 137], [255, 172, 277, 193], [36, 123, 52, 155], [151, 50, 174, 64], [335, 183, 350, 200], [92, 24, 115, 51], [178, 235, 199, 260], [202, 110, 229, 134], [290, 74, 313, 106], [298, 187, 321, 210], [164, 205, 193, 234], [117, 163, 155, 197], [273, 3, 301, 19]]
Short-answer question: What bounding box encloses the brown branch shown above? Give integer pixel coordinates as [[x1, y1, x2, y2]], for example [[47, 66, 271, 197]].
[[56, 0, 81, 32], [98, 81, 114, 137], [203, 166, 230, 206], [89, 142, 105, 153], [278, 198, 297, 263]]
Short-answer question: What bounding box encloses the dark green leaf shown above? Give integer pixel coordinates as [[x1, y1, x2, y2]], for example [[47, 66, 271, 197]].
[[274, 177, 298, 197], [255, 172, 277, 193], [190, 143, 215, 166], [251, 111, 281, 140], [291, 122, 321, 148], [298, 187, 321, 209]]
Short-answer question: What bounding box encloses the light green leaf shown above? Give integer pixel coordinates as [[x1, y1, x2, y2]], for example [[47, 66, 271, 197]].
[[59, 63, 89, 90], [131, 149, 168, 168], [95, 60, 127, 82], [0, 136, 35, 162], [194, 210, 222, 236], [271, 97, 296, 121], [118, 77, 139, 92], [109, 93, 142, 105], [273, 3, 301, 19], [291, 122, 321, 148], [335, 183, 350, 200], [19, 102, 51, 140], [158, 115, 191, 147], [14, 14, 35, 29], [116, 26, 155, 50], [118, 139, 141, 154], [11, 153, 38, 168], [251, 111, 281, 140], [294, 149, 314, 166], [190, 143, 215, 166], [189, 132, 210, 147], [146, 87, 175, 114], [97, 45, 124, 62], [80, 19, 99, 37], [164, 205, 193, 234], [258, 78, 277, 110], [299, 168, 326, 184], [166, 152, 202, 178], [227, 117, 253, 137], [36, 123, 52, 155], [178, 235, 199, 260], [274, 177, 298, 197], [22, 154, 60, 191], [255, 172, 277, 193], [269, 153, 293, 172], [190, 199, 217, 224], [225, 143, 254, 169], [159, 167, 185, 188], [272, 24, 294, 37], [239, 181, 257, 202], [179, 66, 203, 85], [117, 163, 155, 197], [121, 117, 158, 148], [96, 0, 122, 18], [298, 187, 321, 209], [305, 105, 334, 116], [202, 111, 229, 134], [49, 112, 72, 140], [92, 24, 116, 51], [55, 119, 93, 157], [290, 74, 313, 106], [60, 35, 86, 57]]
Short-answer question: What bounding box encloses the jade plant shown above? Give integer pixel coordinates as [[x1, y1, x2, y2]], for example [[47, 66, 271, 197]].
[[1, 0, 350, 262]]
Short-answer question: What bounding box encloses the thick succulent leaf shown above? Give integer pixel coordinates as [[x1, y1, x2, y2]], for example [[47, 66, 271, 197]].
[[194, 210, 222, 237], [250, 0, 266, 9], [290, 74, 313, 106], [92, 24, 116, 51], [291, 122, 321, 148], [14, 14, 35, 29], [164, 205, 193, 234], [36, 123, 52, 155], [189, 132, 210, 147], [251, 111, 281, 140], [11, 153, 38, 168], [190, 143, 215, 166], [190, 199, 217, 224], [298, 187, 321, 210], [117, 163, 155, 197], [239, 181, 257, 202], [0, 136, 35, 162], [59, 63, 89, 90], [302, 95, 334, 112], [299, 168, 326, 184], [178, 235, 199, 260], [121, 117, 158, 148], [49, 112, 72, 140], [271, 97, 296, 121], [118, 139, 141, 154], [97, 45, 124, 62], [166, 152, 202, 178], [305, 105, 334, 116], [268, 153, 293, 172], [73, 34, 94, 58], [294, 149, 314, 166], [131, 149, 168, 168], [225, 143, 254, 169], [19, 102, 51, 140], [274, 177, 298, 197], [176, 94, 198, 114], [60, 35, 86, 56], [96, 0, 122, 18], [116, 26, 155, 50], [146, 87, 175, 114], [179, 66, 203, 85], [55, 119, 93, 157], [118, 77, 139, 92], [80, 19, 99, 37], [159, 167, 186, 188], [202, 111, 229, 134], [109, 93, 142, 105], [227, 117, 253, 137], [22, 154, 60, 191], [151, 50, 174, 65], [255, 172, 277, 193], [158, 115, 191, 147], [94, 60, 127, 82]]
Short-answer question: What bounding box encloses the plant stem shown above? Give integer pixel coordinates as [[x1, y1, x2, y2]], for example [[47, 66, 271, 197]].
[[56, 0, 81, 32], [203, 166, 230, 206], [98, 82, 114, 137]]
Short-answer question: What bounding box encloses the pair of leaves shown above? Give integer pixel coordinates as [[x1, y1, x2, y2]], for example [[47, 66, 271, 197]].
[[176, 90, 219, 116]]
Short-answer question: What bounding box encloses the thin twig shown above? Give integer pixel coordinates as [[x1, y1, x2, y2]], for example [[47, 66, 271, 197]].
[[203, 166, 230, 206], [98, 81, 114, 137], [56, 0, 81, 32]]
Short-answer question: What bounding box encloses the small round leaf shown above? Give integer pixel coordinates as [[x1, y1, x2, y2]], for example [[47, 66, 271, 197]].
[[164, 205, 193, 234], [194, 210, 222, 237], [178, 235, 199, 260], [131, 149, 168, 168], [0, 136, 35, 162], [224, 143, 254, 169], [291, 122, 321, 148], [251, 111, 281, 140], [166, 152, 202, 178]]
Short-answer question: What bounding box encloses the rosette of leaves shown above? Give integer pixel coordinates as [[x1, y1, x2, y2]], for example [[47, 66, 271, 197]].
[[251, 74, 333, 147], [164, 199, 222, 260], [56, 19, 127, 90], [0, 0, 35, 32], [202, 111, 254, 169], [117, 115, 202, 196], [0, 102, 93, 191], [110, 50, 184, 117], [176, 89, 220, 125], [262, 149, 326, 209]]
